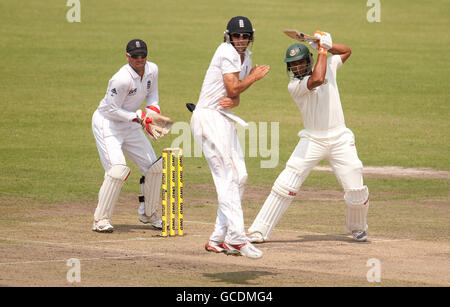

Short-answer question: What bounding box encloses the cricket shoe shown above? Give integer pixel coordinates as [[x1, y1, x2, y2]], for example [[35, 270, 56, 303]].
[[248, 231, 265, 243], [352, 230, 368, 242], [138, 214, 163, 230], [92, 219, 114, 233], [223, 242, 263, 259], [205, 241, 226, 253]]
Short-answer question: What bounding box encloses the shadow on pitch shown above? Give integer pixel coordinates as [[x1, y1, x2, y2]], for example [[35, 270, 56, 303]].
[[203, 271, 276, 285], [113, 224, 161, 233], [266, 234, 370, 244]]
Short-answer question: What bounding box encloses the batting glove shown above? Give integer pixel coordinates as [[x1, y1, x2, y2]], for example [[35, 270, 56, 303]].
[[319, 31, 332, 50]]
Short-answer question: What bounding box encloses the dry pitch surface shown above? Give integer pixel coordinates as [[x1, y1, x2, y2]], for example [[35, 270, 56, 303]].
[[0, 167, 449, 287]]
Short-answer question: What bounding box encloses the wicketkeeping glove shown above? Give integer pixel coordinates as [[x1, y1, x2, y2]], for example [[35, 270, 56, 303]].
[[135, 109, 173, 140]]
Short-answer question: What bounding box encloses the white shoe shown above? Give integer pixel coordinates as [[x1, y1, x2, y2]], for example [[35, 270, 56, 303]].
[[205, 241, 226, 253], [248, 232, 265, 243], [138, 213, 162, 230], [92, 219, 114, 233], [223, 242, 263, 259], [352, 230, 368, 242]]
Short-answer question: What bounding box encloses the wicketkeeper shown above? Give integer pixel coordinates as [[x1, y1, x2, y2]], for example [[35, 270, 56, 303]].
[[248, 31, 370, 242], [91, 39, 173, 232]]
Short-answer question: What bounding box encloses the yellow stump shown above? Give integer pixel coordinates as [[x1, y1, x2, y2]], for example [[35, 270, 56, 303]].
[[161, 151, 168, 237], [169, 151, 176, 237], [177, 149, 184, 236], [161, 148, 184, 237]]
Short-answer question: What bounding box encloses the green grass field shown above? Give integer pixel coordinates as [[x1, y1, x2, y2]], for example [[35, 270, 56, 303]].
[[0, 0, 449, 288]]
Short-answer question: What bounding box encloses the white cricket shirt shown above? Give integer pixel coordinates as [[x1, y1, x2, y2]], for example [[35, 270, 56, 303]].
[[96, 61, 159, 129], [288, 55, 346, 138], [196, 42, 252, 109]]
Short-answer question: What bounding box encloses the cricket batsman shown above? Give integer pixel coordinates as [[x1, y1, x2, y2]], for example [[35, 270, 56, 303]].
[[248, 31, 370, 243], [91, 39, 173, 233], [190, 16, 270, 259]]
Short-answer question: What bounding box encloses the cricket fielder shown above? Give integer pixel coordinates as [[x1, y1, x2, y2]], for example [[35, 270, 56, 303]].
[[248, 31, 370, 242], [190, 16, 270, 259], [92, 39, 172, 232]]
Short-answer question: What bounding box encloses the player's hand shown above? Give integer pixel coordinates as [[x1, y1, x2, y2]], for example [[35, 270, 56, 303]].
[[135, 110, 171, 140], [148, 112, 173, 136], [314, 30, 332, 50], [218, 97, 238, 109], [249, 64, 270, 81]]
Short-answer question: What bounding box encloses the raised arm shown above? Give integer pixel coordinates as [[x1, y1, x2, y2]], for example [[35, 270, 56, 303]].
[[328, 43, 351, 63]]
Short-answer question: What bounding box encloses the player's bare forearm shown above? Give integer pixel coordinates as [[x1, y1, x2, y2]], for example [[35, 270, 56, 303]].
[[307, 54, 327, 89], [239, 64, 270, 93], [328, 43, 351, 63], [223, 65, 270, 97]]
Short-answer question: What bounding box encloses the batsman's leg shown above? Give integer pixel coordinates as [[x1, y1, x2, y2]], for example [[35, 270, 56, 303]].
[[344, 186, 369, 241], [248, 137, 324, 243], [248, 161, 309, 242], [93, 165, 131, 232], [329, 129, 369, 241]]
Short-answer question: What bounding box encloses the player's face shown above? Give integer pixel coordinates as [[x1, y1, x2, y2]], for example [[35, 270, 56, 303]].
[[127, 52, 147, 71], [289, 59, 309, 77], [230, 33, 251, 53]]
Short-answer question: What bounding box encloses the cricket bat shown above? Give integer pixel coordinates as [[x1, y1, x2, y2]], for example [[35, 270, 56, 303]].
[[283, 29, 320, 43]]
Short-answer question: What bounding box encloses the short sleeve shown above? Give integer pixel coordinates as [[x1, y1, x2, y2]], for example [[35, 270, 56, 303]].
[[221, 45, 241, 75], [328, 54, 343, 72]]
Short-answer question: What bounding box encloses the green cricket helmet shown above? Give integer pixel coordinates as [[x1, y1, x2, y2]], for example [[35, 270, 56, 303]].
[[284, 43, 313, 79]]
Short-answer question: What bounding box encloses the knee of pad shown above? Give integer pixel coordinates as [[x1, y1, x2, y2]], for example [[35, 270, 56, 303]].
[[344, 186, 369, 206], [108, 165, 131, 181], [272, 169, 303, 199]]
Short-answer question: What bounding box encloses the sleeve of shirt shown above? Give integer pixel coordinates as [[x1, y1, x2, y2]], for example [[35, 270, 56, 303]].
[[101, 78, 137, 122], [288, 76, 311, 99], [328, 54, 343, 72], [221, 46, 241, 75], [145, 63, 160, 112]]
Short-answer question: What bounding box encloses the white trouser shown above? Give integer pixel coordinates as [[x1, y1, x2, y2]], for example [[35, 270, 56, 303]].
[[92, 110, 158, 175], [289, 128, 364, 190], [191, 108, 248, 244]]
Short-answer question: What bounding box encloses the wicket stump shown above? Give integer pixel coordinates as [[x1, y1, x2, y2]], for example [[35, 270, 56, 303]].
[[161, 148, 184, 237]]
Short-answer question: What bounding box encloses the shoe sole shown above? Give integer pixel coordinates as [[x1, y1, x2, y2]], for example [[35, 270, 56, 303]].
[[92, 228, 114, 233], [354, 236, 368, 242], [353, 233, 368, 242], [139, 218, 162, 230], [205, 244, 225, 254], [225, 250, 262, 259], [223, 243, 263, 259], [249, 238, 265, 244]]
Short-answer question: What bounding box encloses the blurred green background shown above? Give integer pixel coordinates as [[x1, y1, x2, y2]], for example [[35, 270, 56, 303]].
[[0, 0, 448, 203]]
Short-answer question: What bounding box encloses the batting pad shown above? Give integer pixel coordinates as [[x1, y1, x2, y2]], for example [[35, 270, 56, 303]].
[[94, 165, 130, 221], [344, 186, 369, 232], [248, 166, 303, 240], [142, 157, 163, 217]]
